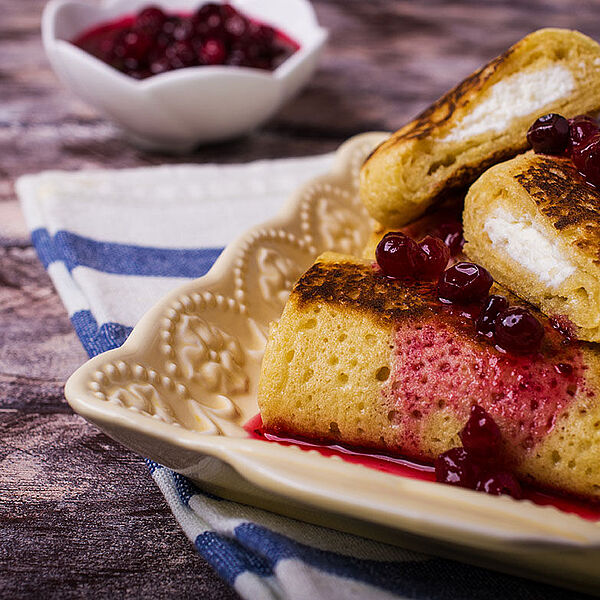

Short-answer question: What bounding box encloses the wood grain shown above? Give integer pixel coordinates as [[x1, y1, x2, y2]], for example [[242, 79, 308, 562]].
[[3, 0, 600, 597]]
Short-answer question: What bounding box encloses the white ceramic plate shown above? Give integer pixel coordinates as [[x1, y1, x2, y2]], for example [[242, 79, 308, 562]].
[[65, 132, 600, 595]]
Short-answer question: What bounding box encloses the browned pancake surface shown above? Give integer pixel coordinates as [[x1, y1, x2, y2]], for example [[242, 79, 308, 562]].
[[513, 154, 600, 262]]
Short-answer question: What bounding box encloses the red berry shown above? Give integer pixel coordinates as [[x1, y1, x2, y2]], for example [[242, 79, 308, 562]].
[[173, 18, 194, 41], [568, 115, 598, 153], [194, 3, 225, 37], [475, 471, 522, 499], [434, 448, 482, 489], [166, 40, 196, 68], [418, 236, 450, 279], [375, 232, 426, 279], [527, 113, 570, 155], [555, 362, 573, 375], [200, 38, 227, 65], [256, 24, 275, 44], [134, 6, 166, 34], [150, 56, 172, 75], [476, 295, 509, 335], [160, 16, 179, 39], [583, 138, 600, 187], [494, 307, 544, 355], [123, 31, 154, 62], [459, 405, 502, 460], [225, 13, 248, 39], [572, 132, 600, 172], [221, 4, 240, 19], [434, 221, 464, 256], [438, 262, 493, 304]]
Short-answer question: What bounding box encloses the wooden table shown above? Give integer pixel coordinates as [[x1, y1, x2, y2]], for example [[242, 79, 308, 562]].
[[2, 1, 600, 597]]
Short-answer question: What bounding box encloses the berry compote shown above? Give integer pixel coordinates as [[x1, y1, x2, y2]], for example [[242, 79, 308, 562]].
[[72, 3, 299, 80], [435, 405, 522, 499]]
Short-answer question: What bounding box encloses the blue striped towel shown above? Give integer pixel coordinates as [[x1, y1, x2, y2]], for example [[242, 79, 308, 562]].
[[17, 157, 585, 600]]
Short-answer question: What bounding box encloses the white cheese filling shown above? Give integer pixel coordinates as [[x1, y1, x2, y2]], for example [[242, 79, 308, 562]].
[[442, 65, 575, 142], [484, 206, 576, 288]]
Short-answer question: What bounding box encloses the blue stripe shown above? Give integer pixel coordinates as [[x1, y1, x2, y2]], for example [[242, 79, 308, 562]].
[[171, 471, 224, 504], [31, 228, 58, 269], [172, 471, 201, 506], [145, 459, 162, 474], [233, 524, 578, 599], [31, 227, 223, 278], [195, 531, 273, 585], [70, 310, 133, 358]]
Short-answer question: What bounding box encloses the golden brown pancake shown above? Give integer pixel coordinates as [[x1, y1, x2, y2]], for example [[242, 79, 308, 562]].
[[258, 252, 600, 500], [464, 151, 600, 342], [360, 28, 600, 228]]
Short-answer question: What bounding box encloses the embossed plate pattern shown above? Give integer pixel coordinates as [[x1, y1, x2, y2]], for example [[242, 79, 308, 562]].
[[65, 133, 600, 595]]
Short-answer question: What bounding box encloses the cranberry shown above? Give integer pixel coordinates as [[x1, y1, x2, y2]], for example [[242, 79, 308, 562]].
[[150, 57, 172, 75], [418, 236, 450, 279], [435, 448, 482, 489], [459, 405, 502, 460], [527, 113, 570, 155], [166, 40, 197, 68], [227, 48, 247, 66], [572, 133, 600, 172], [583, 139, 600, 187], [375, 232, 426, 279], [255, 24, 275, 44], [200, 38, 227, 65], [195, 3, 225, 37], [475, 471, 522, 499], [434, 221, 464, 256], [129, 69, 151, 80], [173, 18, 194, 41], [134, 6, 166, 34], [568, 115, 598, 152], [225, 13, 248, 38], [494, 307, 544, 354], [221, 4, 240, 19], [438, 262, 493, 304], [238, 40, 263, 64], [195, 2, 222, 20], [160, 16, 180, 39], [555, 362, 573, 375], [476, 295, 509, 335], [121, 31, 154, 61]]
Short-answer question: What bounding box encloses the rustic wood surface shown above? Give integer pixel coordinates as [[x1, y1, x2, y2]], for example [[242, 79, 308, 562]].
[[3, 1, 600, 598]]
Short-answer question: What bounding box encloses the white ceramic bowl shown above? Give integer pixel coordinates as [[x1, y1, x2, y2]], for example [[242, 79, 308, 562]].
[[42, 0, 328, 152]]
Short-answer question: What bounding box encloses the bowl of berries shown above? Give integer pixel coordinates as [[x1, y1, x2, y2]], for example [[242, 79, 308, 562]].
[[42, 0, 327, 152]]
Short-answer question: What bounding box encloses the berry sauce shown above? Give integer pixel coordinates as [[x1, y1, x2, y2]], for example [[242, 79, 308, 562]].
[[245, 414, 600, 521], [71, 3, 299, 80], [384, 295, 586, 458]]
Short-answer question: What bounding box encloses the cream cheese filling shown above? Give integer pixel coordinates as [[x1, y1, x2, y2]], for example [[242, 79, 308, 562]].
[[442, 65, 575, 142], [484, 206, 576, 289]]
